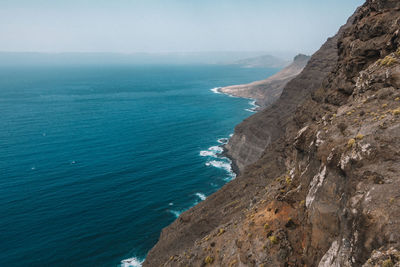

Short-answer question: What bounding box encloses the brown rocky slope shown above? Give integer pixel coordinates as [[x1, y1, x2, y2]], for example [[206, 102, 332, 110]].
[[144, 1, 400, 266], [220, 54, 310, 109]]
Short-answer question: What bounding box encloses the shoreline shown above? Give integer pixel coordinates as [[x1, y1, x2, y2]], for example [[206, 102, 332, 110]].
[[211, 86, 262, 176], [120, 86, 254, 267]]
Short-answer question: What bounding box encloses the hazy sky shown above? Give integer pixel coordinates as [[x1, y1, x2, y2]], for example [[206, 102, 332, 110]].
[[0, 0, 364, 54]]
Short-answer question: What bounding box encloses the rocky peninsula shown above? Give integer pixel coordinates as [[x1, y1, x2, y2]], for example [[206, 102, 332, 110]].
[[220, 54, 310, 109]]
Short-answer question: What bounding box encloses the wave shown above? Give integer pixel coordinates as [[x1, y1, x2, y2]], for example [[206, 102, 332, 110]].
[[121, 257, 144, 267], [210, 87, 222, 94], [169, 209, 183, 218], [209, 146, 223, 153], [206, 159, 232, 173], [199, 150, 216, 157], [217, 138, 229, 144], [205, 157, 236, 181], [199, 145, 223, 158], [195, 192, 206, 201], [245, 99, 259, 113]]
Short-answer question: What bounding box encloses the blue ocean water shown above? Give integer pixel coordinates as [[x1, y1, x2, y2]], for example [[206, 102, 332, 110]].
[[0, 65, 278, 266]]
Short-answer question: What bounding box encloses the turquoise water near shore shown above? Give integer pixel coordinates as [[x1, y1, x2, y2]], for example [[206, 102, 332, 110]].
[[0, 65, 278, 266]]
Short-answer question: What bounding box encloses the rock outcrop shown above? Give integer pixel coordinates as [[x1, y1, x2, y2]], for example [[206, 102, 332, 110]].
[[220, 54, 310, 108], [144, 1, 400, 266]]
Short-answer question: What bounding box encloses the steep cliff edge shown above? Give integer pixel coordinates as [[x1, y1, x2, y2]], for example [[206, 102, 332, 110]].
[[220, 54, 310, 108], [224, 27, 344, 172], [144, 0, 400, 266]]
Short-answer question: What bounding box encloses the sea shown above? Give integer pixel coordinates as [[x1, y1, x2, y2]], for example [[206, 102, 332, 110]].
[[0, 64, 279, 266]]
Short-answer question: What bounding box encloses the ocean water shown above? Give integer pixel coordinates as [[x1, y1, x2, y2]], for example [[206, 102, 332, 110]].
[[0, 64, 278, 266]]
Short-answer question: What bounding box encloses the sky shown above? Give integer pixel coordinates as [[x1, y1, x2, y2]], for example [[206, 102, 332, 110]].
[[0, 0, 365, 55]]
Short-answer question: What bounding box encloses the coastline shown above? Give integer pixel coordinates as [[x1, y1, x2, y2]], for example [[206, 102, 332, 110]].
[[211, 86, 261, 176], [120, 86, 256, 267]]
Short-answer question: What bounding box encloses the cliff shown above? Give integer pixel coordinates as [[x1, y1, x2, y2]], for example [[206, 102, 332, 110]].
[[224, 31, 343, 172], [220, 54, 310, 108], [144, 0, 400, 266]]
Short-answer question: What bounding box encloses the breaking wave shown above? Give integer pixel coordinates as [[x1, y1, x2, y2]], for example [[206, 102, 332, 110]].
[[121, 257, 144, 267]]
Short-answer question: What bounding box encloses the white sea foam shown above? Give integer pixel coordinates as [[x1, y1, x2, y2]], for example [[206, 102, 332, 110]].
[[195, 193, 206, 201], [245, 99, 259, 112], [200, 150, 216, 157], [199, 145, 223, 158], [210, 87, 222, 94], [209, 146, 223, 153], [206, 159, 233, 173], [217, 138, 229, 144], [121, 257, 144, 267], [169, 209, 183, 218]]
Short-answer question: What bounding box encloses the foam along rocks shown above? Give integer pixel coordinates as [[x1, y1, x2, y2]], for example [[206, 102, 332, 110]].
[[121, 257, 144, 267]]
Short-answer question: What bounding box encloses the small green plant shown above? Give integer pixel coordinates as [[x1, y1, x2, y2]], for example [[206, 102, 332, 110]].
[[347, 138, 356, 148], [264, 223, 269, 230], [285, 175, 292, 185], [356, 133, 364, 140], [381, 55, 397, 66], [269, 235, 278, 244], [217, 228, 225, 236], [204, 256, 214, 264]]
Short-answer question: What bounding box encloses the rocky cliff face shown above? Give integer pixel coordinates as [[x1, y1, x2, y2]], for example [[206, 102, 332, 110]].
[[144, 1, 400, 266], [220, 54, 310, 108], [224, 27, 345, 172]]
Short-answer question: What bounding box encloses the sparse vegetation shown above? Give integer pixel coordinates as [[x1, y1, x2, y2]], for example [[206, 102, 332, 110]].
[[269, 235, 278, 244], [347, 138, 356, 148], [380, 55, 397, 66], [264, 223, 269, 230], [204, 256, 214, 264], [356, 133, 364, 140], [285, 175, 292, 185], [217, 228, 225, 236]]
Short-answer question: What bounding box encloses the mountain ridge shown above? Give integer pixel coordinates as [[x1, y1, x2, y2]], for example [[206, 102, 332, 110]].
[[143, 0, 400, 266]]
